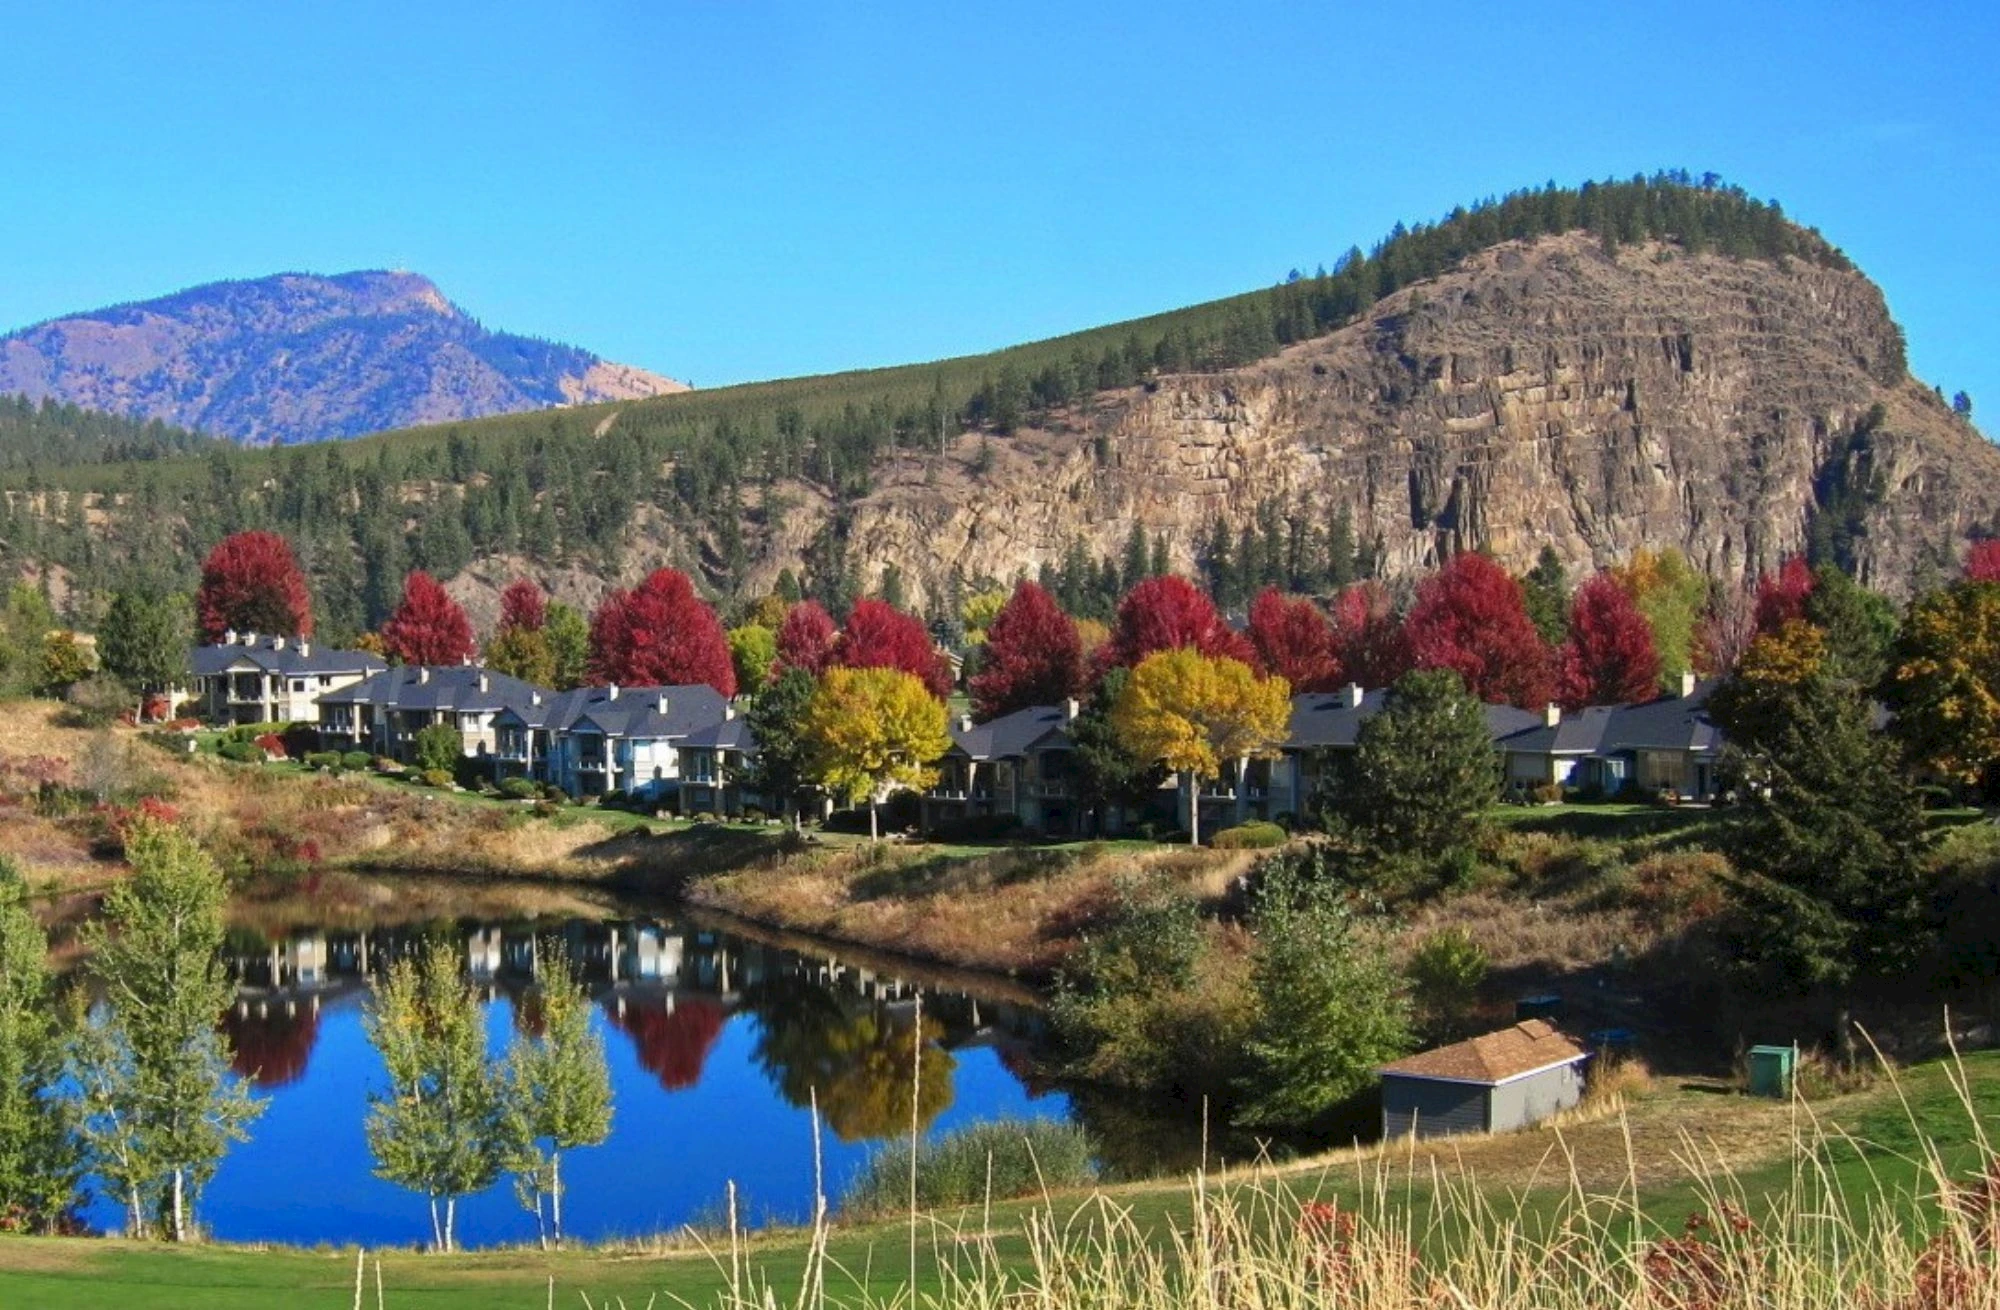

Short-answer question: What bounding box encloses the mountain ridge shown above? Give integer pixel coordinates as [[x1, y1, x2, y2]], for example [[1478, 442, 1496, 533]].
[[0, 270, 686, 446]]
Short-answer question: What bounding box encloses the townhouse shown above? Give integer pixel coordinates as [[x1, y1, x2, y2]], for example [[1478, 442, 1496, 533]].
[[492, 682, 730, 800], [190, 631, 386, 726]]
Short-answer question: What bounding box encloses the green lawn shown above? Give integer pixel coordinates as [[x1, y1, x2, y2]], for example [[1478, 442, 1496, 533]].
[[6, 1052, 1994, 1308]]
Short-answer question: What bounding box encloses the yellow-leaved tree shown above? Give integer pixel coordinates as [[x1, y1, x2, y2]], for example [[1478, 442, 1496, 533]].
[[1883, 580, 2000, 784], [1110, 649, 1291, 845], [800, 666, 950, 840]]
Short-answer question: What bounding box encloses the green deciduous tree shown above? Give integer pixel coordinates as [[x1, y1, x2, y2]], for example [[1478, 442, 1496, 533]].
[[98, 590, 190, 718], [1235, 852, 1411, 1128], [1323, 668, 1498, 882], [364, 939, 509, 1252], [1883, 580, 2000, 788], [503, 944, 612, 1250], [727, 623, 778, 693], [0, 857, 82, 1231], [1520, 546, 1569, 646], [543, 601, 591, 691], [73, 821, 261, 1241], [413, 722, 462, 776], [743, 667, 818, 826]]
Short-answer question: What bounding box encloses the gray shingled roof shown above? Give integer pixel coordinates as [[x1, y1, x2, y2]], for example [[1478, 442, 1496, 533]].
[[318, 665, 545, 714], [1284, 688, 1544, 751], [947, 705, 1074, 760], [682, 715, 756, 753], [1495, 682, 1723, 758], [493, 683, 731, 741], [190, 637, 384, 679]]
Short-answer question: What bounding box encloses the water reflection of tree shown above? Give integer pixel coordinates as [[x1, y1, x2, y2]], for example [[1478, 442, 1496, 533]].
[[220, 1003, 322, 1088], [748, 987, 955, 1142], [604, 995, 726, 1091]]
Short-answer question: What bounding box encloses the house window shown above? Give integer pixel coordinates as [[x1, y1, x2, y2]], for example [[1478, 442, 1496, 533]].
[[292, 680, 307, 693]]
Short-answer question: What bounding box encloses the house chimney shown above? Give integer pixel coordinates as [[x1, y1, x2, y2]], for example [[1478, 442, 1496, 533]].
[[958, 713, 972, 733], [608, 684, 619, 701], [223, 628, 238, 646], [1064, 697, 1080, 721], [478, 673, 489, 693], [272, 635, 286, 651], [656, 693, 669, 714], [1544, 702, 1562, 728], [298, 640, 310, 658], [531, 691, 542, 707], [1344, 683, 1365, 709], [418, 667, 430, 685], [1680, 670, 1697, 699], [724, 701, 736, 721], [244, 632, 258, 647]]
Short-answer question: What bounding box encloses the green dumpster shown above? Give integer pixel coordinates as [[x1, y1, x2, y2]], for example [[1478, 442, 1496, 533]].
[[1747, 1044, 1795, 1098]]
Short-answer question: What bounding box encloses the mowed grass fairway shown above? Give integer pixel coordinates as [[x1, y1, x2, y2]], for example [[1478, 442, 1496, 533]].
[[4, 1051, 1996, 1308]]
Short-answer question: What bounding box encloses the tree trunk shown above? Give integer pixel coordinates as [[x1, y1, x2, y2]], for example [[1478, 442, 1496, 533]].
[[1187, 773, 1200, 846], [869, 799, 879, 842], [170, 1167, 186, 1243], [551, 1151, 564, 1249], [444, 1196, 456, 1253], [128, 1186, 144, 1240], [428, 1196, 442, 1253]]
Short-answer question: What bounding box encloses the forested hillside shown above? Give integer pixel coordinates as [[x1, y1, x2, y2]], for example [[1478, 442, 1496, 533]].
[[2, 172, 1987, 640], [0, 395, 219, 469]]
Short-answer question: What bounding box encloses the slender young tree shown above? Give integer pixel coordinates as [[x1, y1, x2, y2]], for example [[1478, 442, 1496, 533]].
[[0, 857, 82, 1231], [504, 943, 612, 1250], [543, 602, 591, 690], [381, 571, 477, 667], [74, 820, 261, 1242], [364, 939, 509, 1253], [726, 623, 778, 692]]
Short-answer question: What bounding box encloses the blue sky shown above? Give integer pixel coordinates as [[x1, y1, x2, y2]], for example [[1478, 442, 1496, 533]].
[[2, 1, 1996, 420]]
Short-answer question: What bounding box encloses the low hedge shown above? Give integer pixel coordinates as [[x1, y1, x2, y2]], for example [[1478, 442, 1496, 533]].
[[217, 739, 265, 764], [341, 751, 373, 771], [499, 777, 539, 800], [1210, 821, 1287, 850]]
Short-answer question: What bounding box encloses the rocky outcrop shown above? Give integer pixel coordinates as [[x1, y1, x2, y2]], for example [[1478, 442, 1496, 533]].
[[773, 234, 1995, 606], [0, 271, 686, 446]]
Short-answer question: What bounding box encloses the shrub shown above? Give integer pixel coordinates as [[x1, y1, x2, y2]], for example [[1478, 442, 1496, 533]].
[[1406, 926, 1489, 1042], [253, 732, 288, 760], [541, 783, 568, 803], [224, 722, 287, 743], [217, 739, 264, 764], [741, 805, 767, 823], [419, 768, 454, 789], [531, 799, 561, 818], [841, 1118, 1097, 1218], [601, 789, 627, 807], [1211, 821, 1287, 850], [1531, 781, 1565, 804], [412, 723, 461, 775], [342, 751, 373, 771], [500, 777, 539, 800], [304, 751, 341, 771]]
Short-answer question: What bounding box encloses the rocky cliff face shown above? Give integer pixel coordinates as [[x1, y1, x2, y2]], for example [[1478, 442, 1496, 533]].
[[0, 271, 686, 446], [756, 234, 1994, 608]]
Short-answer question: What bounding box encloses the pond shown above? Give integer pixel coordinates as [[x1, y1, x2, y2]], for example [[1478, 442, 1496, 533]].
[[78, 888, 1206, 1250]]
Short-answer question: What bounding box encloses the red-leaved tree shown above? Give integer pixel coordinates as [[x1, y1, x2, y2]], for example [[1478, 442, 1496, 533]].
[[196, 531, 313, 644], [1099, 575, 1255, 671], [497, 578, 547, 633], [1404, 552, 1554, 708], [774, 601, 840, 678], [1328, 581, 1411, 689], [1246, 587, 1339, 692], [837, 598, 951, 698], [1965, 540, 2000, 583], [1558, 573, 1662, 706], [589, 568, 737, 695], [969, 581, 1085, 720], [380, 571, 476, 667], [1752, 555, 1814, 635]]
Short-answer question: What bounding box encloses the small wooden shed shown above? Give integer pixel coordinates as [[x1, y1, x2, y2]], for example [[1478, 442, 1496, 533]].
[[1378, 1020, 1590, 1140]]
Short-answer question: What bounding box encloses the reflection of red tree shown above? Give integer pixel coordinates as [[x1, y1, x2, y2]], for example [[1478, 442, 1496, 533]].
[[607, 995, 725, 1091], [221, 1004, 322, 1088]]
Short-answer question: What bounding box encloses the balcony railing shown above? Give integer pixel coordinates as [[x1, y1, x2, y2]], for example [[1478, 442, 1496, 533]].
[[1030, 782, 1073, 799]]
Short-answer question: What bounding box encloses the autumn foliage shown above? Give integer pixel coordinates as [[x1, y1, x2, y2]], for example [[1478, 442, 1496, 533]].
[[1246, 587, 1339, 692], [1404, 553, 1554, 707], [497, 578, 547, 633], [1965, 539, 2000, 583], [196, 530, 313, 643], [1099, 575, 1255, 672], [1753, 555, 1815, 636], [970, 581, 1085, 720], [380, 570, 476, 667], [1328, 582, 1411, 689], [774, 600, 840, 679], [837, 598, 952, 698], [1558, 572, 1662, 706], [588, 568, 736, 695]]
